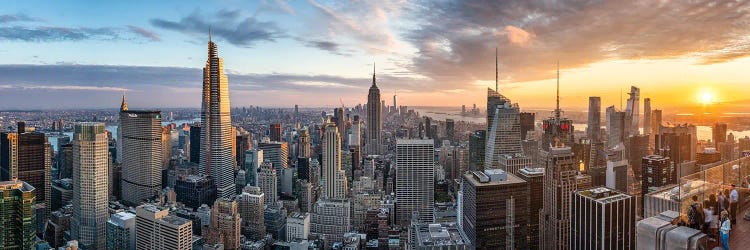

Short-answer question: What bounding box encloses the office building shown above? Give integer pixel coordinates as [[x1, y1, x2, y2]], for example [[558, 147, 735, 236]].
[[517, 168, 544, 249], [311, 199, 351, 248], [571, 187, 636, 249], [71, 122, 109, 250], [286, 212, 310, 241], [644, 97, 652, 135], [45, 207, 72, 248], [0, 125, 51, 217], [270, 123, 282, 142], [135, 204, 193, 250], [657, 124, 697, 164], [264, 204, 288, 241], [199, 37, 236, 198], [540, 146, 577, 250], [395, 139, 434, 226], [257, 142, 289, 173], [626, 86, 640, 135], [606, 106, 627, 148], [205, 198, 241, 250], [461, 169, 529, 249], [587, 97, 601, 142], [174, 174, 217, 209], [485, 88, 522, 169], [0, 180, 36, 249], [323, 123, 347, 199], [235, 132, 251, 170], [106, 212, 136, 250], [119, 101, 163, 206], [468, 130, 486, 171], [258, 160, 278, 204], [651, 109, 662, 136], [367, 64, 382, 155], [244, 149, 262, 186], [520, 112, 535, 140], [189, 125, 201, 164], [237, 185, 265, 240], [713, 123, 727, 148], [298, 127, 311, 158]]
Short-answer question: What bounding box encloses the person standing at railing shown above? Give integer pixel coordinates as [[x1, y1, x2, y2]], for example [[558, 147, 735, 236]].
[[730, 184, 739, 225]]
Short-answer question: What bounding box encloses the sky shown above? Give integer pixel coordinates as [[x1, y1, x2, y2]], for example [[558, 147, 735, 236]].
[[1, 0, 750, 111]]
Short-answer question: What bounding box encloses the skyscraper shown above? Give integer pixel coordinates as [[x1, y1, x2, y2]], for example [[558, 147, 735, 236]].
[[366, 64, 382, 155], [626, 86, 640, 135], [485, 88, 522, 169], [106, 212, 136, 250], [298, 127, 311, 158], [323, 123, 347, 199], [244, 149, 263, 186], [469, 130, 486, 171], [71, 122, 109, 249], [539, 146, 577, 250], [237, 185, 265, 241], [445, 119, 455, 144], [518, 167, 544, 250], [270, 123, 282, 142], [571, 187, 636, 249], [587, 97, 601, 142], [0, 124, 51, 217], [643, 98, 652, 135], [205, 198, 241, 250], [395, 139, 434, 226], [651, 109, 662, 136], [540, 65, 575, 151], [606, 106, 627, 148], [258, 160, 278, 205], [189, 125, 201, 164], [235, 132, 251, 170], [0, 180, 36, 249], [199, 35, 235, 198], [119, 97, 163, 206], [135, 204, 193, 250], [461, 169, 529, 249], [713, 123, 728, 148]]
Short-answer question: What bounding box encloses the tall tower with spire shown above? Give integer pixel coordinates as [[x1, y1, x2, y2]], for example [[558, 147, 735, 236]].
[[199, 33, 236, 198], [118, 94, 163, 206], [366, 62, 382, 155], [484, 48, 523, 169]]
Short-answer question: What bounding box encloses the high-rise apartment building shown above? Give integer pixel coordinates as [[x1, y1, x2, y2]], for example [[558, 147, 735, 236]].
[[651, 109, 662, 137], [323, 123, 347, 199], [366, 65, 382, 155], [713, 123, 728, 148], [644, 97, 652, 135], [587, 97, 601, 142], [461, 169, 529, 249], [205, 198, 241, 250], [71, 122, 109, 250], [235, 132, 251, 170], [571, 187, 636, 249], [119, 100, 163, 206], [395, 139, 434, 226], [606, 106, 627, 148], [199, 36, 235, 198], [237, 185, 265, 240], [0, 180, 36, 249], [135, 204, 193, 250], [106, 212, 136, 250]]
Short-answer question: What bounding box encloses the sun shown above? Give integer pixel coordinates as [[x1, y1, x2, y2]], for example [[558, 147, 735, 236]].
[[698, 90, 715, 105]]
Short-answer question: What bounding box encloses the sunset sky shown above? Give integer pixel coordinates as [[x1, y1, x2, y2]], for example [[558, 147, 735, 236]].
[[1, 0, 749, 111]]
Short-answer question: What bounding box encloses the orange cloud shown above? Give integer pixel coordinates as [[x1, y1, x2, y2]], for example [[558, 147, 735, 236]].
[[504, 25, 533, 46]]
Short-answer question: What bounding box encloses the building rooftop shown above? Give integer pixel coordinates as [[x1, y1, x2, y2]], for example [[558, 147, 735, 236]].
[[464, 169, 526, 186], [519, 167, 545, 176], [161, 215, 191, 226], [396, 139, 434, 145], [0, 180, 34, 192], [577, 187, 632, 204], [413, 222, 470, 247]]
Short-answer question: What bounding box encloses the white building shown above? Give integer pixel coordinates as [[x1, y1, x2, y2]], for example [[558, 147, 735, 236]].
[[71, 122, 109, 249], [286, 212, 310, 241], [107, 212, 136, 250], [395, 139, 435, 226]]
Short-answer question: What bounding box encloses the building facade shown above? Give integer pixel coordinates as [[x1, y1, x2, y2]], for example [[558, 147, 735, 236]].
[[395, 139, 435, 226], [119, 103, 163, 206], [71, 122, 109, 249]]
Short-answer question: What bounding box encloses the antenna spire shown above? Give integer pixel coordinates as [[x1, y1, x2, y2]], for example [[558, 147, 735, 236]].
[[209, 26, 212, 42], [495, 47, 498, 92], [555, 61, 560, 119], [372, 61, 376, 86]]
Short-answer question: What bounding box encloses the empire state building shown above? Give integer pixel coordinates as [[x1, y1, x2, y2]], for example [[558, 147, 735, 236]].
[[366, 64, 382, 155], [199, 35, 235, 198]]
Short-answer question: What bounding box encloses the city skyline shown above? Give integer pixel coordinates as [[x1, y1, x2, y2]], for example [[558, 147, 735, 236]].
[[1, 1, 750, 110]]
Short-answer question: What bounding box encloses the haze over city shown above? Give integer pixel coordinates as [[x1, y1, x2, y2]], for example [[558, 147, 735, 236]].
[[1, 1, 750, 111]]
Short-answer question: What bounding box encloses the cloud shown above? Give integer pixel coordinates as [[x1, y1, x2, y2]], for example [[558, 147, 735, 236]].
[[299, 39, 352, 56], [403, 0, 750, 91], [0, 13, 41, 23], [150, 9, 284, 47], [503, 25, 533, 46], [0, 26, 121, 42], [0, 64, 429, 108], [126, 25, 160, 41]]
